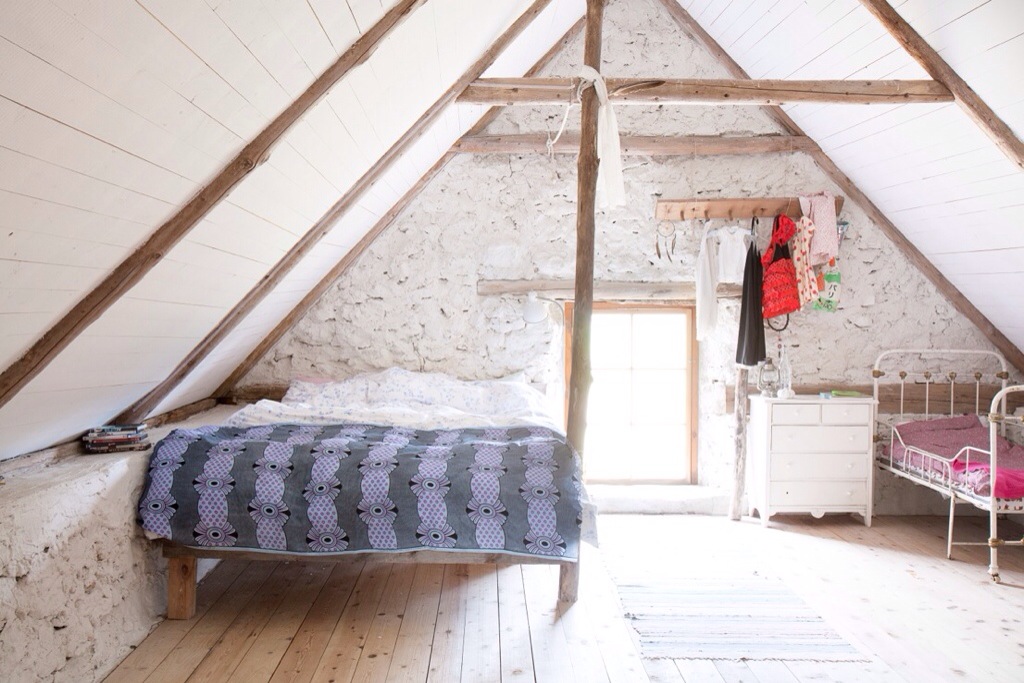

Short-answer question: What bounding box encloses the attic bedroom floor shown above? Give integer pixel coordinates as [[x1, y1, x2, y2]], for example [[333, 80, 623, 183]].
[[105, 514, 1024, 683]]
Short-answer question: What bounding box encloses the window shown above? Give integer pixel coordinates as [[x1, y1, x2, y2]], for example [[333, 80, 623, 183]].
[[565, 303, 697, 484]]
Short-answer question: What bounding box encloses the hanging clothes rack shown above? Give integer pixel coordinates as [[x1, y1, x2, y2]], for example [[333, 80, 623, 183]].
[[655, 196, 844, 221]]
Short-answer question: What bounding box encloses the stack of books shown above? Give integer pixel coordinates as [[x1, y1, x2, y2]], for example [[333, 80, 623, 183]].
[[83, 424, 150, 453]]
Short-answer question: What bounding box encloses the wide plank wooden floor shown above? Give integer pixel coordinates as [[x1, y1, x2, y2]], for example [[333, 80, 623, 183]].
[[106, 514, 1024, 682]]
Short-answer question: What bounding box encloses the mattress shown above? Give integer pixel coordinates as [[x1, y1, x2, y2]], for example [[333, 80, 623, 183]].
[[882, 414, 1024, 500]]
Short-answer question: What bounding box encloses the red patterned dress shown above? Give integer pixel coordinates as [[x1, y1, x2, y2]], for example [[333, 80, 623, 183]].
[[792, 216, 819, 307]]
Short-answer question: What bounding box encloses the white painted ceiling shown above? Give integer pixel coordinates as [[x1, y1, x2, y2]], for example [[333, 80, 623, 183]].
[[0, 0, 1021, 460]]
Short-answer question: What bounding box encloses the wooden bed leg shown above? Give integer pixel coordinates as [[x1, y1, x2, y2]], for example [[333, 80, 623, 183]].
[[167, 556, 197, 620], [558, 562, 580, 603]]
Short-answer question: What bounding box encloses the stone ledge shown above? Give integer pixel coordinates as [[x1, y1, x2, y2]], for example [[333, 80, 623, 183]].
[[0, 405, 236, 682]]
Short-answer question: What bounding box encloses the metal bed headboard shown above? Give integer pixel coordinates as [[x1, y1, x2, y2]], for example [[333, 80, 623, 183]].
[[872, 349, 1009, 421]]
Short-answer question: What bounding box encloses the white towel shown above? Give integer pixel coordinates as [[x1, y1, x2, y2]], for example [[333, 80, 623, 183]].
[[580, 66, 625, 208]]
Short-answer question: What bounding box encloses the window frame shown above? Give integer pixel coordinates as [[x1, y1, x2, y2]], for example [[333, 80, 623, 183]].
[[564, 301, 699, 485]]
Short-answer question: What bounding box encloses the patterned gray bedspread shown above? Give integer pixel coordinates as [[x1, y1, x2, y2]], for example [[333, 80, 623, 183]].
[[138, 422, 581, 561]]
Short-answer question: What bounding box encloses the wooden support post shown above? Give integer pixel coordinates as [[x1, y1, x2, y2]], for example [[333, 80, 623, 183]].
[[730, 368, 749, 521], [565, 0, 604, 459], [166, 556, 197, 620]]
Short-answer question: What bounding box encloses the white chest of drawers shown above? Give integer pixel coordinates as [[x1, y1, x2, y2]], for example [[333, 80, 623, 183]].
[[747, 395, 875, 526]]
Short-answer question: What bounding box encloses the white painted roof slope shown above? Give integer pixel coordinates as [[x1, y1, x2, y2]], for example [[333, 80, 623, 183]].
[[0, 0, 1021, 460]]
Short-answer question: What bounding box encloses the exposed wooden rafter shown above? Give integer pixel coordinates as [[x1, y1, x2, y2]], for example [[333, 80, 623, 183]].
[[454, 133, 815, 155], [213, 16, 587, 400], [0, 0, 427, 412], [657, 0, 1024, 375], [114, 0, 558, 423], [459, 77, 951, 105], [477, 279, 741, 301], [859, 0, 1024, 172]]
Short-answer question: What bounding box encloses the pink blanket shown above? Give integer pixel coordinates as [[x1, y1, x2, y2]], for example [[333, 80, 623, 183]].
[[889, 414, 1024, 499]]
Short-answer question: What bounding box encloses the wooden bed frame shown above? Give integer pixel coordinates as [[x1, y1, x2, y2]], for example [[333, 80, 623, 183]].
[[163, 543, 579, 619]]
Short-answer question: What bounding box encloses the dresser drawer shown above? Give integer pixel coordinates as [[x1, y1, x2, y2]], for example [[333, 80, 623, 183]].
[[821, 403, 873, 425], [770, 452, 869, 480], [769, 480, 868, 507], [771, 425, 870, 453], [771, 403, 820, 425]]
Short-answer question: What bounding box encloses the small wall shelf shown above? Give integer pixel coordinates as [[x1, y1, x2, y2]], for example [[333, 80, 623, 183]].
[[655, 196, 844, 221]]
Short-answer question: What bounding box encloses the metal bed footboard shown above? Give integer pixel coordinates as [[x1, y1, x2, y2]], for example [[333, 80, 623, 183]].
[[985, 386, 1024, 583]]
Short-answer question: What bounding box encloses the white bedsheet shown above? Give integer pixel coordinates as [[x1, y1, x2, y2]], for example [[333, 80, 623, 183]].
[[226, 367, 566, 434], [224, 398, 565, 434]]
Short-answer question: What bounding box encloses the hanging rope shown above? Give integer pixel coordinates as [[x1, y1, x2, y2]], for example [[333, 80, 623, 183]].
[[545, 80, 578, 159]]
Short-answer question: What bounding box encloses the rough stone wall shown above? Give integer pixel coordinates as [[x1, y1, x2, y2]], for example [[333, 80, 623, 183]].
[[0, 455, 163, 682], [240, 0, 1003, 513], [0, 407, 231, 682]]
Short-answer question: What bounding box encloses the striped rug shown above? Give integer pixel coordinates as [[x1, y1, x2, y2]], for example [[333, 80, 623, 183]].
[[616, 577, 868, 662]]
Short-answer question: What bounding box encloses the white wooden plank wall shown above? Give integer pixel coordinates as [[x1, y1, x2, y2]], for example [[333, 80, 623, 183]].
[[0, 0, 370, 457], [0, 0, 370, 365], [680, 0, 1024, 354], [0, 0, 581, 460]]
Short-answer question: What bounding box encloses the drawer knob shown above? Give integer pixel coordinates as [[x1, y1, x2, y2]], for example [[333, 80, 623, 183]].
[[846, 490, 854, 497]]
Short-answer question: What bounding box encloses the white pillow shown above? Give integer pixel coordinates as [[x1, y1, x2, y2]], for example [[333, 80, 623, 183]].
[[281, 376, 371, 406], [282, 368, 549, 418]]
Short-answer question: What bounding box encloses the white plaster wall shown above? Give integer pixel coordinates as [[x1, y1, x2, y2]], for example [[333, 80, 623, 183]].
[[240, 0, 1004, 514], [0, 407, 231, 682], [0, 454, 164, 682]]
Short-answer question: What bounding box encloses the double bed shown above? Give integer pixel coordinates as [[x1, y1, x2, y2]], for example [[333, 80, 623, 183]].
[[138, 368, 585, 618], [873, 349, 1024, 582]]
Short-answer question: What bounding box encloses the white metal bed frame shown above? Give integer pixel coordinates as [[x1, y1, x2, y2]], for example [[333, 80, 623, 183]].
[[872, 349, 1024, 583]]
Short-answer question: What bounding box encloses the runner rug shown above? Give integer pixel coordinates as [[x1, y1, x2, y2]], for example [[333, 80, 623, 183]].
[[615, 576, 867, 662]]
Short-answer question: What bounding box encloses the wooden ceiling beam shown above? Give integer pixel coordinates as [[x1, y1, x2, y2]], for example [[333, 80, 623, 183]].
[[0, 0, 428, 412], [212, 13, 586, 400], [859, 0, 1024, 172], [459, 77, 952, 105], [114, 0, 560, 422], [454, 133, 816, 155], [477, 279, 741, 301], [657, 0, 1024, 375]]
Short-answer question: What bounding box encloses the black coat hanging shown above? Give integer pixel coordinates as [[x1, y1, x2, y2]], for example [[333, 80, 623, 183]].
[[736, 217, 766, 366]]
